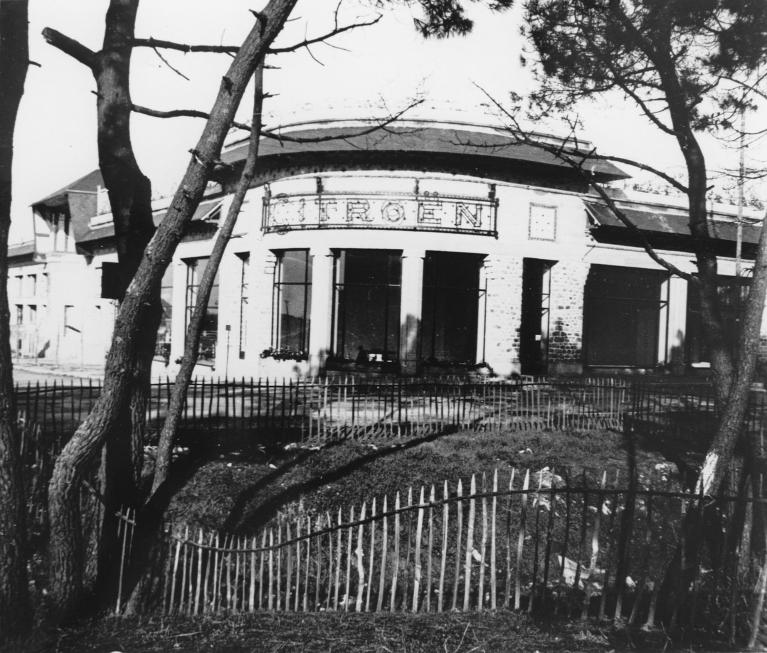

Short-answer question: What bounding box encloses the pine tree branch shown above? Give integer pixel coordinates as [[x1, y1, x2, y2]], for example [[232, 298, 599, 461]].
[[269, 14, 382, 53]]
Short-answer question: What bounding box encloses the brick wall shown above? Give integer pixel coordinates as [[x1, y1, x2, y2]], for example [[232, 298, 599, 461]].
[[483, 254, 523, 376]]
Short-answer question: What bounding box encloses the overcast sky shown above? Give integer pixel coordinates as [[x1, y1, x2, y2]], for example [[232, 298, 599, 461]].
[[11, 0, 764, 242]]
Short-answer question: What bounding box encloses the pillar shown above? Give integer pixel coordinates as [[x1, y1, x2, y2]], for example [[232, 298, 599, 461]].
[[308, 247, 334, 375], [168, 258, 189, 367], [666, 275, 688, 374], [483, 254, 523, 377], [548, 260, 589, 376], [399, 249, 425, 376]]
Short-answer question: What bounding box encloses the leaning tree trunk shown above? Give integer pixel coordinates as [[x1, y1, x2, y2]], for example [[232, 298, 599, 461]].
[[698, 208, 767, 496], [94, 0, 161, 597], [46, 0, 298, 622], [124, 65, 266, 614], [152, 63, 265, 494], [0, 0, 31, 641]]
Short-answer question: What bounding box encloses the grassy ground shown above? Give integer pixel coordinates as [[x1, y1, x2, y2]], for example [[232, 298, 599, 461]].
[[164, 426, 670, 534], [11, 428, 713, 652], [23, 612, 692, 652]]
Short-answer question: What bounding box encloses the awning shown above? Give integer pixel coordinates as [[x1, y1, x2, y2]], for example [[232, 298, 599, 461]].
[[584, 200, 762, 245]]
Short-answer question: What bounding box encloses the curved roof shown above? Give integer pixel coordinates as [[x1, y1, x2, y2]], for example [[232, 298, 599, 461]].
[[221, 120, 628, 183]]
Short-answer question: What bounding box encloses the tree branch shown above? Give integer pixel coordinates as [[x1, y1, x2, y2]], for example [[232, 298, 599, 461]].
[[131, 37, 238, 54], [269, 14, 382, 53], [131, 14, 382, 58], [151, 46, 189, 80], [41, 27, 97, 69], [131, 98, 424, 145], [583, 152, 688, 193], [478, 83, 697, 282]]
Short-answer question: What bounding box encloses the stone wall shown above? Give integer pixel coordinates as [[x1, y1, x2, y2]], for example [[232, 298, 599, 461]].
[[548, 259, 589, 375], [483, 254, 523, 376]]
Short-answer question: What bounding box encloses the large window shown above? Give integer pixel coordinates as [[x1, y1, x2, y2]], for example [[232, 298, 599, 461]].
[[272, 250, 312, 356], [155, 265, 174, 363], [333, 250, 401, 363], [185, 257, 219, 365], [421, 252, 483, 365], [584, 266, 668, 368], [237, 253, 250, 358], [687, 276, 749, 366]]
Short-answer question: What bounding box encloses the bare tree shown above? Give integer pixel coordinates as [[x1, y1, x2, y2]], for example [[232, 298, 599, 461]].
[[45, 0, 300, 620], [43, 0, 161, 597], [41, 0, 514, 620], [0, 0, 31, 640], [151, 63, 266, 494]]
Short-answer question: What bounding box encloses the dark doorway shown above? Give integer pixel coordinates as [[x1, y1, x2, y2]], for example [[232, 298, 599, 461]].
[[584, 265, 667, 368], [520, 259, 554, 375], [420, 252, 483, 365], [333, 250, 402, 362], [686, 275, 749, 366]]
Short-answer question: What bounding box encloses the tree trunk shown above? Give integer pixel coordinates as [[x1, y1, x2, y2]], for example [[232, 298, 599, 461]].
[[126, 68, 265, 612], [152, 64, 265, 494], [698, 211, 767, 494], [46, 0, 298, 621], [0, 0, 31, 640]]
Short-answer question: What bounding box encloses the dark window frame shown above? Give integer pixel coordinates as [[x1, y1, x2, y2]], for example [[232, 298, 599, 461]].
[[184, 256, 219, 366], [420, 252, 484, 366], [271, 250, 312, 357], [331, 249, 402, 364], [237, 252, 250, 359]]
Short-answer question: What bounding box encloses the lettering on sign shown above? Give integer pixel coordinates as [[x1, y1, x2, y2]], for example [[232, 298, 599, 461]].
[[263, 192, 498, 236]]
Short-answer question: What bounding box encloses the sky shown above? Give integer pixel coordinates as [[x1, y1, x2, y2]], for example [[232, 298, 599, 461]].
[[11, 0, 765, 243]]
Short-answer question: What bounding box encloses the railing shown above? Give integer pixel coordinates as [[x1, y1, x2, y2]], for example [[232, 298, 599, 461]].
[[627, 380, 767, 447], [113, 466, 766, 643], [15, 375, 767, 456], [14, 376, 629, 447]]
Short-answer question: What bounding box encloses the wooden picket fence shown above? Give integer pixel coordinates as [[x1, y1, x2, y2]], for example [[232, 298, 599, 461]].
[[13, 376, 629, 449], [303, 377, 627, 440], [113, 466, 767, 642]]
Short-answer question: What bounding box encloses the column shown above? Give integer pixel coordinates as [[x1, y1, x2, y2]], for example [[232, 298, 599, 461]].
[[308, 247, 334, 375], [548, 260, 589, 376], [399, 249, 425, 376], [168, 259, 188, 366], [666, 275, 688, 374]]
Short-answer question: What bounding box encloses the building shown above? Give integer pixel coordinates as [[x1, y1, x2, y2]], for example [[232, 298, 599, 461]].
[[8, 119, 765, 378]]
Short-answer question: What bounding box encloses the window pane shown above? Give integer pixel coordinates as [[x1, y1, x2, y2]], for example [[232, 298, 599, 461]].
[[334, 250, 401, 362], [184, 256, 219, 364], [281, 250, 310, 284], [278, 283, 308, 351], [156, 266, 173, 360], [272, 250, 311, 355]]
